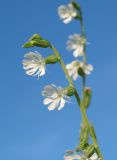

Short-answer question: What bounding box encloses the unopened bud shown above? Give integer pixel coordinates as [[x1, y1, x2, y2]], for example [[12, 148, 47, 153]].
[[84, 87, 92, 109], [29, 34, 42, 41], [45, 55, 59, 64], [23, 39, 51, 48]]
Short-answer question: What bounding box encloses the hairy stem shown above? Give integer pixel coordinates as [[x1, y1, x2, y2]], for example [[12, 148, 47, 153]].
[[51, 46, 103, 160], [79, 9, 103, 159]]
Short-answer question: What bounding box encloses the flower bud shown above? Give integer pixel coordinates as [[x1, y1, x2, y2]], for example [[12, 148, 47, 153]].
[[23, 39, 51, 48], [29, 34, 42, 41], [65, 86, 75, 96], [45, 55, 59, 64], [84, 144, 95, 158], [84, 87, 92, 109]]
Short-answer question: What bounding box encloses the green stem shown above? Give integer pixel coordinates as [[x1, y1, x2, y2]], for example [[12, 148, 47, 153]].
[[51, 45, 103, 160], [79, 10, 103, 160]]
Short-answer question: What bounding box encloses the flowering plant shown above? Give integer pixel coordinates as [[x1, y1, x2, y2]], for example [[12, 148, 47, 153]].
[[21, 1, 103, 160]]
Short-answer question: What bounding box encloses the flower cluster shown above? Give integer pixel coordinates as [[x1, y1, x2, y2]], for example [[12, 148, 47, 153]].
[[22, 33, 74, 111], [21, 1, 103, 160], [58, 3, 93, 81]]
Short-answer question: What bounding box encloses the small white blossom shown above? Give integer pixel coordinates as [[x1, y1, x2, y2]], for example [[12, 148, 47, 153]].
[[64, 154, 81, 160], [22, 51, 46, 78], [80, 62, 93, 75], [89, 153, 99, 160], [67, 34, 87, 57], [64, 152, 99, 160], [58, 4, 77, 24], [66, 61, 80, 80], [42, 84, 71, 111], [66, 60, 93, 80]]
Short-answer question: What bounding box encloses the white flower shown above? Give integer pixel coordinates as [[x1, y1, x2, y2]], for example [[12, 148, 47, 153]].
[[64, 152, 99, 160], [66, 61, 80, 80], [67, 34, 87, 57], [64, 154, 81, 160], [80, 62, 93, 75], [58, 4, 77, 24], [66, 60, 93, 80], [42, 84, 71, 111], [22, 51, 46, 78], [89, 153, 99, 160]]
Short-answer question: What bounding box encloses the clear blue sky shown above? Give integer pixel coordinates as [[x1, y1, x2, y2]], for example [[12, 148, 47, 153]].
[[0, 0, 117, 159]]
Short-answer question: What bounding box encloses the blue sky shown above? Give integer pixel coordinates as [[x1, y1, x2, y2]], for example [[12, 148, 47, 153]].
[[0, 0, 117, 159]]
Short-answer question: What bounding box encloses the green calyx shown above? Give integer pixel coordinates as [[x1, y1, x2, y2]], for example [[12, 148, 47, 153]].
[[83, 87, 92, 109], [76, 140, 89, 152], [45, 55, 59, 64], [71, 1, 81, 11], [23, 34, 51, 48], [84, 144, 95, 158], [65, 86, 75, 96], [71, 1, 82, 21], [78, 67, 85, 77]]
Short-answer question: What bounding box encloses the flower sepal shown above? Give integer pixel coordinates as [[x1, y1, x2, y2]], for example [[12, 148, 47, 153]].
[[76, 140, 89, 152], [71, 1, 82, 21], [71, 1, 81, 11], [65, 85, 75, 96], [78, 67, 85, 77], [84, 144, 95, 158]]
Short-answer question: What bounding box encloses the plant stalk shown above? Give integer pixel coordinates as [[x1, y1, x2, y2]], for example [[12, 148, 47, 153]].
[[51, 46, 103, 160]]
